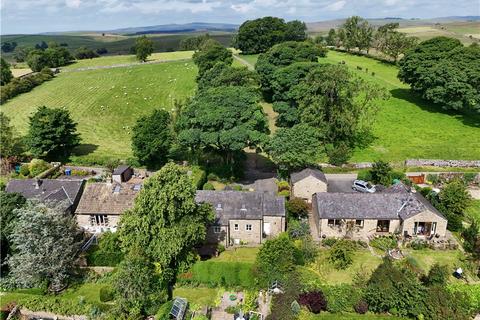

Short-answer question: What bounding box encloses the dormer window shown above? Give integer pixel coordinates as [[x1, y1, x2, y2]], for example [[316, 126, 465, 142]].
[[240, 204, 247, 211]]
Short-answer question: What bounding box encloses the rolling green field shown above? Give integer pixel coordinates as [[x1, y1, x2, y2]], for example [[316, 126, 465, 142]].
[[1, 60, 197, 163]]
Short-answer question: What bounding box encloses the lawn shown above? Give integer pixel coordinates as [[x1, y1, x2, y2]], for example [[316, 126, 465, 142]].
[[466, 200, 480, 225], [212, 247, 259, 263], [62, 51, 194, 70], [1, 60, 197, 164], [173, 287, 220, 307]]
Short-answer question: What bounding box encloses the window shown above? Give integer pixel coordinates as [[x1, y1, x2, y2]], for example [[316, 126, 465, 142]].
[[245, 224, 252, 231], [234, 223, 239, 231], [355, 219, 364, 227], [327, 219, 341, 226], [240, 204, 247, 211], [90, 214, 109, 226], [376, 220, 390, 232], [213, 226, 221, 233], [216, 203, 222, 210]]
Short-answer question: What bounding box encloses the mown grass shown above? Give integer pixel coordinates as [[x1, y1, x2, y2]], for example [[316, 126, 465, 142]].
[[62, 51, 194, 70], [212, 247, 259, 263], [173, 287, 220, 307], [466, 200, 480, 225], [1, 60, 197, 163]]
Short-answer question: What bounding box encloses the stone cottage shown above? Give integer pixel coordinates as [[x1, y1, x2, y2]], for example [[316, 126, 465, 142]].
[[290, 168, 328, 203], [313, 183, 448, 239], [195, 190, 286, 247]]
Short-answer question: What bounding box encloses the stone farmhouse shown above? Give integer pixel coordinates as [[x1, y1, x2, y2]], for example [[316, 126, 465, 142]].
[[312, 183, 448, 240], [5, 179, 85, 213], [195, 190, 286, 247], [290, 168, 328, 203]]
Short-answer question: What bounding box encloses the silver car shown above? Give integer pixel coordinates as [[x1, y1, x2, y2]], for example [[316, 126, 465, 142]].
[[352, 180, 376, 193]]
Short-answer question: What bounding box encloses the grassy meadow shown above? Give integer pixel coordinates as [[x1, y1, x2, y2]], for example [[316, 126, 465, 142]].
[[1, 60, 197, 163]]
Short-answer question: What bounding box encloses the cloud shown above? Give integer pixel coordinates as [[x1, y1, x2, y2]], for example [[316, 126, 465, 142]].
[[99, 0, 222, 14], [66, 0, 82, 8], [324, 0, 346, 11], [231, 3, 254, 13]]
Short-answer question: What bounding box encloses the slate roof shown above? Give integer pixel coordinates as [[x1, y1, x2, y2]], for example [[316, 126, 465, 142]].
[[75, 182, 141, 215], [195, 191, 285, 225], [112, 165, 131, 175], [291, 168, 327, 184], [314, 182, 446, 221], [6, 179, 84, 206]]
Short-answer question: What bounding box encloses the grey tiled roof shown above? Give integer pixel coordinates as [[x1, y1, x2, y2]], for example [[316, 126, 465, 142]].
[[291, 168, 327, 184], [314, 182, 446, 221], [113, 165, 131, 175], [195, 190, 285, 225], [6, 179, 84, 205]]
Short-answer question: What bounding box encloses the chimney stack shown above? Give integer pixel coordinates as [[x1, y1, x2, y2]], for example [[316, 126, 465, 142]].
[[34, 179, 42, 189]]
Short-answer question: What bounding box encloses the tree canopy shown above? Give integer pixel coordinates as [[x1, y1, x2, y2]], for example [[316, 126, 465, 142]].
[[398, 37, 480, 113], [1, 57, 13, 85], [26, 47, 73, 71], [119, 163, 214, 298], [234, 17, 307, 54], [131, 109, 173, 167], [0, 112, 21, 158], [192, 39, 233, 78], [5, 201, 82, 291], [177, 86, 269, 164], [197, 62, 258, 91], [26, 106, 80, 159], [75, 47, 99, 60], [134, 35, 154, 62]]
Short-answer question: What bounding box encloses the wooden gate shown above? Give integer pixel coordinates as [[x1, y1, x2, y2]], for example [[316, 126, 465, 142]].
[[408, 174, 425, 184]]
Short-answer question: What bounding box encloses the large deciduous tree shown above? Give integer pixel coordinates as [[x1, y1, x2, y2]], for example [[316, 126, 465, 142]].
[[26, 47, 74, 71], [1, 58, 13, 85], [398, 37, 480, 113], [266, 124, 324, 171], [6, 201, 82, 291], [197, 62, 258, 91], [131, 109, 173, 167], [340, 16, 374, 53], [0, 112, 21, 159], [192, 39, 233, 78], [135, 35, 154, 62], [118, 163, 214, 299], [26, 106, 80, 159], [177, 86, 269, 164]]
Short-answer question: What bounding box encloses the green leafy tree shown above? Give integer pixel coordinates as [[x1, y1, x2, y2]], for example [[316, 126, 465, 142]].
[[6, 201, 82, 291], [340, 16, 373, 52], [177, 86, 268, 164], [398, 37, 479, 113], [13, 46, 31, 62], [370, 160, 393, 185], [113, 253, 163, 318], [119, 163, 214, 299], [270, 62, 320, 102], [197, 62, 258, 91], [134, 35, 154, 62], [0, 112, 21, 158], [272, 101, 300, 127], [255, 41, 326, 99], [438, 179, 471, 216], [286, 198, 309, 219], [131, 109, 173, 167], [325, 28, 337, 46], [423, 286, 471, 320], [256, 233, 297, 286], [294, 64, 388, 148], [235, 17, 290, 54], [26, 47, 73, 71], [461, 221, 479, 256], [179, 34, 211, 50], [192, 39, 233, 77], [328, 239, 354, 269], [26, 106, 80, 159], [75, 47, 99, 59], [0, 191, 26, 275], [284, 20, 307, 42], [266, 124, 323, 171], [423, 263, 449, 286], [1, 57, 13, 85]]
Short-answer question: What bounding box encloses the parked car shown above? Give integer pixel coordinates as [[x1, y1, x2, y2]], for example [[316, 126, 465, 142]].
[[352, 180, 376, 193]]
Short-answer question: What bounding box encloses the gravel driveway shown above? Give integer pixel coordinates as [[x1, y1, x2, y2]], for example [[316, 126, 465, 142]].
[[325, 173, 357, 193]]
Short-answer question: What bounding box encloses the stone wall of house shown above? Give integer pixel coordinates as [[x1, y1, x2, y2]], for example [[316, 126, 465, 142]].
[[318, 218, 401, 239], [292, 176, 328, 203], [229, 219, 262, 245], [401, 210, 448, 237], [263, 216, 285, 237], [206, 225, 228, 247], [405, 159, 480, 168], [76, 214, 120, 233]]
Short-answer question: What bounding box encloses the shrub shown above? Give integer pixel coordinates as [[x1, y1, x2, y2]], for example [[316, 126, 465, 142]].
[[327, 143, 352, 166], [423, 263, 449, 286], [328, 239, 354, 270], [202, 182, 215, 190], [28, 159, 51, 177], [410, 239, 428, 250], [322, 284, 360, 313], [86, 232, 124, 267], [99, 286, 114, 302], [354, 300, 368, 314], [278, 190, 290, 197], [356, 170, 372, 182], [288, 220, 310, 239], [286, 198, 309, 219], [217, 244, 225, 254], [277, 180, 290, 191], [447, 283, 480, 315], [424, 285, 471, 320], [19, 164, 30, 176], [390, 171, 405, 182], [369, 235, 397, 251], [0, 68, 54, 103], [321, 238, 337, 247], [463, 173, 477, 185], [370, 160, 393, 186], [427, 174, 439, 185], [233, 185, 243, 191], [298, 291, 327, 314]]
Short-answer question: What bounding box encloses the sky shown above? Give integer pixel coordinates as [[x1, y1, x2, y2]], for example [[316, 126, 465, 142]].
[[1, 0, 478, 34]]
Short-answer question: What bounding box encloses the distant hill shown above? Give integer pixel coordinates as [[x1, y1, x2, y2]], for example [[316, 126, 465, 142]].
[[307, 16, 480, 33], [110, 22, 238, 35]]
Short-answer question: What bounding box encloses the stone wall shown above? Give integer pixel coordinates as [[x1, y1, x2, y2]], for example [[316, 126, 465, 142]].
[[404, 159, 480, 168]]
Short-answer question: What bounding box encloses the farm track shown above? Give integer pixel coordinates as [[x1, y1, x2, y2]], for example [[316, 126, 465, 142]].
[[62, 57, 192, 72], [233, 54, 254, 70]]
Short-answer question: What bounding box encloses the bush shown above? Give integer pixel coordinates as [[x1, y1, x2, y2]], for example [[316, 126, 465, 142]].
[[356, 170, 372, 182], [321, 238, 337, 247], [86, 232, 124, 267], [288, 219, 310, 239], [370, 160, 393, 185], [19, 164, 30, 176], [446, 212, 464, 232], [328, 240, 355, 270], [463, 173, 477, 185], [423, 263, 449, 286], [354, 300, 368, 314], [29, 159, 51, 177], [410, 239, 428, 250], [369, 235, 397, 251], [424, 285, 471, 320], [390, 171, 405, 182], [286, 198, 309, 219], [447, 283, 480, 315], [202, 182, 215, 190], [217, 244, 225, 254], [99, 286, 114, 302], [278, 190, 290, 197], [322, 284, 360, 313], [0, 68, 54, 103], [277, 180, 290, 191], [327, 143, 352, 166], [298, 291, 327, 314], [427, 174, 439, 185]]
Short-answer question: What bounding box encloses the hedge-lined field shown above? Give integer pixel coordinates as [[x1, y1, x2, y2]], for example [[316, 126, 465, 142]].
[[1, 60, 197, 164]]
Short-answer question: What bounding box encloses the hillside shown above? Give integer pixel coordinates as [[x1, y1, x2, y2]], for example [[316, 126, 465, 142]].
[[110, 22, 238, 35]]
